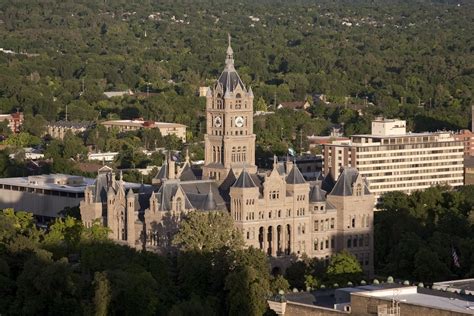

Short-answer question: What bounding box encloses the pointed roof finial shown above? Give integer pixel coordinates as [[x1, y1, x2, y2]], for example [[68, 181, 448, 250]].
[[119, 170, 123, 181], [225, 33, 234, 68]]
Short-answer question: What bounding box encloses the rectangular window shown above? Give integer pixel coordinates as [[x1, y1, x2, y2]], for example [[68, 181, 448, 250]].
[[314, 220, 319, 232]]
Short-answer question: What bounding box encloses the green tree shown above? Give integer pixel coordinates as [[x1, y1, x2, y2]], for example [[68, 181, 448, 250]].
[[254, 97, 268, 112], [22, 114, 47, 137], [93, 272, 111, 316], [270, 275, 290, 294], [63, 131, 87, 160], [43, 216, 83, 250], [4, 132, 41, 148], [225, 265, 269, 316], [326, 251, 363, 285], [173, 211, 244, 252], [0, 120, 12, 136]]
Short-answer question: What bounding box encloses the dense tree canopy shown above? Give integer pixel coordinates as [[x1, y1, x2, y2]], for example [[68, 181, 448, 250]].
[[0, 208, 277, 315], [375, 186, 474, 283]]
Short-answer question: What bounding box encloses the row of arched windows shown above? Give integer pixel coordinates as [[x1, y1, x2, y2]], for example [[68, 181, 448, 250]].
[[211, 93, 248, 110]]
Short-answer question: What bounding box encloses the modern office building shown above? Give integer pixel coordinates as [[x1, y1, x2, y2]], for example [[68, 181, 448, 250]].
[[454, 129, 474, 157], [323, 118, 464, 198], [101, 119, 187, 142], [268, 280, 474, 315], [0, 172, 142, 221]]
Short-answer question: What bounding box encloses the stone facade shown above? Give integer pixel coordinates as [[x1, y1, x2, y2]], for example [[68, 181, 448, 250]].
[[79, 37, 375, 274], [46, 121, 93, 140], [202, 35, 257, 181]]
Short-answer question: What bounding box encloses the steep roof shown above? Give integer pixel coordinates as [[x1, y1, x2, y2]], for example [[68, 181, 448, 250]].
[[216, 35, 246, 94], [233, 169, 257, 188], [179, 164, 197, 181], [154, 162, 168, 180], [330, 167, 370, 196], [286, 164, 306, 184], [309, 184, 326, 202], [321, 172, 336, 193]]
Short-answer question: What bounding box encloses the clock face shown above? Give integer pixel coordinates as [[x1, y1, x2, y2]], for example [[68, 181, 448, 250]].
[[214, 116, 222, 128], [235, 116, 244, 128]]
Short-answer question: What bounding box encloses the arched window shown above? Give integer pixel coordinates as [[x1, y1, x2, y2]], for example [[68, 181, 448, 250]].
[[356, 184, 362, 196], [235, 93, 242, 109]]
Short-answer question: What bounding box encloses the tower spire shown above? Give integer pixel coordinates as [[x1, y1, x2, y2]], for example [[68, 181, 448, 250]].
[[225, 33, 234, 69]]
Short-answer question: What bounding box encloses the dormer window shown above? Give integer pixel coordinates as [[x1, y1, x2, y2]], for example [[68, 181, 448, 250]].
[[355, 184, 362, 196]]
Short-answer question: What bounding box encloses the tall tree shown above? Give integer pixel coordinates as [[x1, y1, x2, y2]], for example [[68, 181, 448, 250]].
[[172, 211, 244, 252]]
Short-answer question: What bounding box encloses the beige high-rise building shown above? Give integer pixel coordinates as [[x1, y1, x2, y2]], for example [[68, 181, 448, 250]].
[[79, 37, 375, 275], [323, 118, 464, 198]]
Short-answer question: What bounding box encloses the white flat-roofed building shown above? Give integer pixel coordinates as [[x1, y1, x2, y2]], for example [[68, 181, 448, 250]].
[[323, 119, 464, 199], [371, 118, 407, 136], [88, 152, 119, 162], [0, 171, 143, 220], [101, 119, 187, 142]]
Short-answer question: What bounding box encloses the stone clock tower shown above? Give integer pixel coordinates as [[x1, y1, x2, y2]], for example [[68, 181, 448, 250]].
[[203, 35, 257, 181]]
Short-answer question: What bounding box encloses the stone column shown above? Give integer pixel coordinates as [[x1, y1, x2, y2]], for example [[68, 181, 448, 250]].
[[271, 226, 277, 257], [262, 227, 267, 253]]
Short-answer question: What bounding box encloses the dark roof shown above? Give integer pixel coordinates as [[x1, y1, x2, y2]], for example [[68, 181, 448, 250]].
[[181, 181, 226, 210], [216, 38, 246, 94], [321, 172, 336, 193], [233, 170, 257, 188], [286, 165, 306, 184], [217, 68, 245, 94], [309, 184, 326, 202], [48, 120, 94, 128], [200, 185, 217, 211], [330, 167, 370, 196], [179, 164, 197, 181], [154, 163, 168, 180], [156, 181, 193, 211]]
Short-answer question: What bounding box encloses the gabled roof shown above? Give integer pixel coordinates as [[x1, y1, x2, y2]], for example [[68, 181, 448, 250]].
[[233, 169, 257, 188], [330, 167, 370, 196], [93, 171, 112, 203], [286, 165, 306, 184]]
